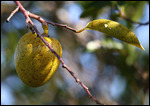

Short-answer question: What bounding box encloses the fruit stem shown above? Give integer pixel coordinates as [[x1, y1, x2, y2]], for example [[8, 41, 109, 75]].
[[42, 25, 49, 35], [76, 28, 86, 33]]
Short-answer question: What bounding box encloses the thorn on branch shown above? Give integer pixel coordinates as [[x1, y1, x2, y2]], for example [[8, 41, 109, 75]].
[[75, 78, 80, 83], [62, 64, 67, 68]]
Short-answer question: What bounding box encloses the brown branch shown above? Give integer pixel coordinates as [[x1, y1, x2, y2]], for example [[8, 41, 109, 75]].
[[47, 21, 77, 32], [6, 6, 19, 22], [28, 12, 47, 26], [6, 2, 76, 32], [9, 1, 103, 105]]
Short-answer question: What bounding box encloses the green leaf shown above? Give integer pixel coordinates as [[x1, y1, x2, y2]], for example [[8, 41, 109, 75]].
[[77, 19, 144, 51]]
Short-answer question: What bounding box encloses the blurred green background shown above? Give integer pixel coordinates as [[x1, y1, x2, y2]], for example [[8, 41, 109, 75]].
[[1, 1, 149, 105]]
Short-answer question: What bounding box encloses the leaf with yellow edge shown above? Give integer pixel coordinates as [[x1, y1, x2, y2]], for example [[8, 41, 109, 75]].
[[76, 19, 144, 51]]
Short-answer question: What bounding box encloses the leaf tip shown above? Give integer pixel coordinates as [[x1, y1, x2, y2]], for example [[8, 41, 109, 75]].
[[140, 45, 145, 51], [137, 44, 145, 51]]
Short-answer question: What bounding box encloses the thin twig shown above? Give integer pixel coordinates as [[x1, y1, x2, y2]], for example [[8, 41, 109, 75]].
[[47, 21, 77, 32], [114, 4, 149, 26], [61, 64, 102, 104], [6, 6, 19, 22], [11, 1, 103, 105], [120, 9, 149, 26], [28, 12, 47, 26]]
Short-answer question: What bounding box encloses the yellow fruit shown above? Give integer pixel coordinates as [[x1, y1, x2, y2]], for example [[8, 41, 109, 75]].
[[14, 32, 62, 87]]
